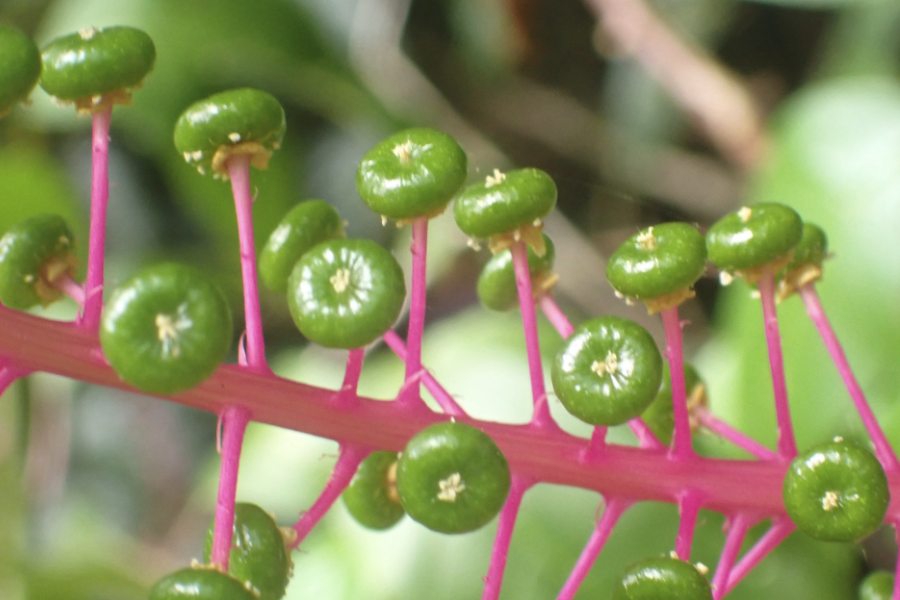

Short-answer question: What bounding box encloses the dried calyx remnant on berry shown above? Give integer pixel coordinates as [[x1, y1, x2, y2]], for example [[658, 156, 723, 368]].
[[705, 203, 803, 285], [356, 127, 468, 222], [342, 451, 405, 530], [174, 88, 286, 178], [39, 26, 156, 114], [0, 24, 42, 118], [777, 222, 828, 300], [454, 167, 557, 255], [606, 222, 707, 314], [0, 214, 78, 310]]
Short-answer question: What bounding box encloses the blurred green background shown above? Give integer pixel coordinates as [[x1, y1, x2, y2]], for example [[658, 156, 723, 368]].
[[2, 0, 900, 598]]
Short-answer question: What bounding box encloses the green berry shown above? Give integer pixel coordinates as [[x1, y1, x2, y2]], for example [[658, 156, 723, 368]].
[[551, 316, 663, 426], [100, 263, 232, 394], [174, 88, 286, 176], [356, 128, 467, 221], [778, 222, 828, 299], [642, 363, 705, 446], [783, 439, 889, 542], [40, 26, 155, 114], [147, 567, 257, 600], [606, 222, 707, 313], [259, 200, 345, 294], [204, 503, 291, 600], [705, 203, 803, 282], [860, 571, 895, 600], [0, 25, 42, 117], [453, 167, 556, 253], [287, 238, 405, 349], [0, 214, 77, 310], [342, 451, 405, 530], [613, 556, 713, 600], [396, 421, 511, 534], [476, 234, 556, 312]]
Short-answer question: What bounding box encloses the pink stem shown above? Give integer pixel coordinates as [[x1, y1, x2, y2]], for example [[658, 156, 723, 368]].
[[210, 405, 251, 569], [711, 514, 753, 599], [481, 475, 531, 600], [583, 427, 608, 461], [695, 407, 778, 461], [800, 283, 900, 473], [340, 348, 365, 395], [628, 418, 666, 450], [757, 270, 797, 458], [723, 517, 794, 595], [675, 490, 703, 560], [291, 443, 369, 548], [79, 107, 112, 331], [539, 295, 574, 338], [228, 155, 268, 373], [661, 307, 694, 460], [511, 241, 552, 428], [555, 499, 631, 600], [404, 218, 428, 397], [0, 365, 25, 395], [382, 330, 467, 417], [55, 273, 85, 308]]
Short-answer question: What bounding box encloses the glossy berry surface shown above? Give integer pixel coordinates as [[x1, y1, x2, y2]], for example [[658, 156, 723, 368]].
[[342, 450, 405, 530], [40, 26, 155, 105], [259, 200, 345, 294], [606, 222, 706, 306], [0, 25, 42, 116], [356, 127, 467, 220], [859, 571, 895, 600], [396, 421, 511, 534], [204, 503, 290, 600], [705, 203, 803, 274], [642, 363, 704, 446], [100, 263, 232, 394], [783, 439, 889, 542], [786, 222, 828, 272], [551, 316, 663, 426], [453, 167, 556, 240], [612, 556, 713, 600], [174, 88, 286, 175], [287, 238, 405, 349], [0, 214, 77, 310], [477, 234, 555, 311], [147, 567, 257, 600]]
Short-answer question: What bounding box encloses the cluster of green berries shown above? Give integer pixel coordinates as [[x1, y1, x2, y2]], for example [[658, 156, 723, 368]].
[[0, 21, 889, 600]]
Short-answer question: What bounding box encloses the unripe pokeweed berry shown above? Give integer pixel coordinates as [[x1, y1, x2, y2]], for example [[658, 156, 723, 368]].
[[147, 567, 257, 600], [477, 234, 556, 312], [0, 25, 42, 117], [396, 421, 511, 534], [613, 556, 713, 600], [453, 167, 556, 255], [783, 439, 889, 542], [100, 263, 232, 394], [705, 203, 803, 284], [287, 238, 405, 349], [778, 222, 828, 300], [342, 450, 405, 530], [203, 503, 291, 600], [259, 200, 345, 294], [174, 88, 286, 176], [0, 214, 78, 310], [356, 127, 467, 221], [551, 316, 663, 426], [40, 26, 155, 114], [606, 222, 707, 313], [642, 363, 705, 446], [859, 571, 895, 600]]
